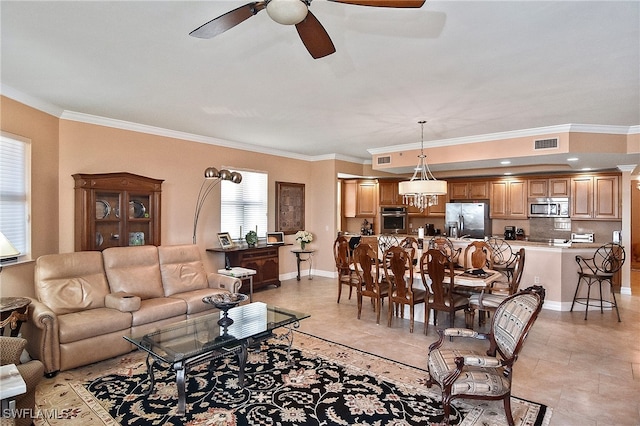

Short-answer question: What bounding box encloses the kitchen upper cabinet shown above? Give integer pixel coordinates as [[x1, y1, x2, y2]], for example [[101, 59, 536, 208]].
[[449, 181, 489, 200], [571, 175, 619, 219], [342, 179, 378, 218], [342, 180, 357, 218], [490, 179, 527, 219], [356, 180, 378, 217], [528, 178, 570, 198], [379, 180, 400, 205]]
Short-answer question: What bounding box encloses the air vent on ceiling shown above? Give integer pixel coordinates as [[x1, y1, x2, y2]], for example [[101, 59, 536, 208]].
[[377, 156, 391, 165], [534, 138, 559, 150]]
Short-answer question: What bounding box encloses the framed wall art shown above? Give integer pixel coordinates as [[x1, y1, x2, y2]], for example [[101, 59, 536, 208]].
[[275, 182, 305, 235]]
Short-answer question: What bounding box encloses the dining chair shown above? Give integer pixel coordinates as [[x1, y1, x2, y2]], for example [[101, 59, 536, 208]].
[[384, 245, 426, 333], [463, 241, 494, 270], [353, 242, 389, 324], [333, 235, 360, 303], [466, 248, 526, 328], [426, 285, 546, 426], [486, 237, 518, 280], [571, 242, 625, 321], [427, 236, 462, 266], [420, 249, 469, 334], [399, 236, 419, 266]]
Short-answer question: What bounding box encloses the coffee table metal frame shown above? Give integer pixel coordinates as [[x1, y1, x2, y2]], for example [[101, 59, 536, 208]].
[[124, 302, 309, 415]]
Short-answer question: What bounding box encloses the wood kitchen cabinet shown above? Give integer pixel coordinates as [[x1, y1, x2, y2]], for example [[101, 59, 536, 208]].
[[342, 179, 377, 218], [528, 178, 570, 198], [378, 180, 400, 205], [212, 245, 281, 292], [73, 172, 163, 251], [571, 174, 619, 219], [449, 181, 489, 200], [490, 179, 527, 219]]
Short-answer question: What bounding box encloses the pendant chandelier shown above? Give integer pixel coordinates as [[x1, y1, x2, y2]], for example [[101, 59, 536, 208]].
[[398, 120, 447, 211]]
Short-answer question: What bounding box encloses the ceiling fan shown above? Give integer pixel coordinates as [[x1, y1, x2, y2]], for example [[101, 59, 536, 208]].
[[189, 0, 425, 59]]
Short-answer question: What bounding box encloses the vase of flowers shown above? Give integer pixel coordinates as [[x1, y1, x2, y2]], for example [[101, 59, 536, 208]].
[[295, 230, 313, 250]]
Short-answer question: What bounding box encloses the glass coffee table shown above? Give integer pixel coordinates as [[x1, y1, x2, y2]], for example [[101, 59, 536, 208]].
[[124, 302, 309, 415]]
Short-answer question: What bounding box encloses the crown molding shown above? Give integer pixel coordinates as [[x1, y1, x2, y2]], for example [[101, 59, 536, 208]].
[[368, 123, 639, 155]]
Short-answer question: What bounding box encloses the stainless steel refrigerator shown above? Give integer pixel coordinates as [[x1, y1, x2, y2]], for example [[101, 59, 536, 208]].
[[445, 202, 491, 239]]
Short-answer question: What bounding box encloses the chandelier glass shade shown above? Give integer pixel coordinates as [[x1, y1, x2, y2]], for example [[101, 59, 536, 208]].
[[398, 121, 447, 211]]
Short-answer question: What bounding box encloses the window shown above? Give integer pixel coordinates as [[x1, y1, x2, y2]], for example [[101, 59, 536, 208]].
[[221, 169, 268, 241], [0, 132, 31, 259]]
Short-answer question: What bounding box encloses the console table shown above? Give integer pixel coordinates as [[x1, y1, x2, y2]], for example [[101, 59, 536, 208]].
[[291, 249, 315, 281], [208, 245, 281, 292]]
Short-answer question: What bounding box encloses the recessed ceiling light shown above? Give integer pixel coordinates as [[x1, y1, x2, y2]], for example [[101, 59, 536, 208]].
[[567, 157, 579, 162], [500, 160, 511, 165], [504, 172, 512, 175], [581, 167, 592, 171]]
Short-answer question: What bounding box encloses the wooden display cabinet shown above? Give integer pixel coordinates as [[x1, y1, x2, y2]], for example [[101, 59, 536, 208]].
[[73, 172, 163, 251]]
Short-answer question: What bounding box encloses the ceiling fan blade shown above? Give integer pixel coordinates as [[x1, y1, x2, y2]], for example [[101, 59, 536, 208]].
[[328, 0, 425, 7], [190, 2, 266, 39], [295, 11, 336, 59]]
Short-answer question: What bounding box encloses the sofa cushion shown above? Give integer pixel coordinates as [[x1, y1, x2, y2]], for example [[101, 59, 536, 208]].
[[57, 307, 132, 344], [158, 245, 208, 296], [35, 252, 110, 315], [103, 246, 164, 299], [130, 297, 186, 327]]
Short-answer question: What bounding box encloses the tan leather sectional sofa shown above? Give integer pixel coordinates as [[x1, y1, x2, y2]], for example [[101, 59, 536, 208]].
[[22, 244, 241, 377]]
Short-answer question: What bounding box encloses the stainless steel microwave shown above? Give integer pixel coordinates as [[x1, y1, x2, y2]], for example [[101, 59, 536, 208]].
[[528, 198, 569, 218]]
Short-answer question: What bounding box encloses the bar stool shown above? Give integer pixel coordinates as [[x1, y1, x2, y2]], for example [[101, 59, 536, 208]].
[[571, 243, 625, 321]]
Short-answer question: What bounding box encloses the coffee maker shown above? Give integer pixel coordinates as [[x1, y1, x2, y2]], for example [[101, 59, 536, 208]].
[[504, 226, 516, 240]]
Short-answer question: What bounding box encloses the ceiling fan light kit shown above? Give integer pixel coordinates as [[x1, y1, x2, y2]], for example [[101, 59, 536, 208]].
[[189, 0, 425, 59], [266, 0, 309, 25]]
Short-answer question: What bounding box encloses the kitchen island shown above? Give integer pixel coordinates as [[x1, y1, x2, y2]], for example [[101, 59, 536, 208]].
[[347, 234, 627, 312]]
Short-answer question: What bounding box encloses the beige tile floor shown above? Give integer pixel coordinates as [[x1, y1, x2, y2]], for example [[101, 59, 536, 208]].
[[253, 270, 640, 426]]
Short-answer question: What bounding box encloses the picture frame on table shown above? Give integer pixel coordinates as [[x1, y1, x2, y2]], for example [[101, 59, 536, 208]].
[[267, 232, 285, 245], [217, 232, 233, 249]]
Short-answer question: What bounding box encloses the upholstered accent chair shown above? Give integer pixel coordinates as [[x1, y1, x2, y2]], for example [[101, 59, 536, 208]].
[[466, 248, 526, 328], [0, 337, 44, 426], [384, 245, 426, 333], [333, 236, 360, 303], [571, 243, 625, 321], [420, 249, 469, 333], [426, 286, 545, 426], [352, 243, 389, 324]]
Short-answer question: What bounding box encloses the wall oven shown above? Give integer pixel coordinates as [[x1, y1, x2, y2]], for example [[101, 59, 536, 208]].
[[380, 207, 407, 234], [528, 198, 569, 218]]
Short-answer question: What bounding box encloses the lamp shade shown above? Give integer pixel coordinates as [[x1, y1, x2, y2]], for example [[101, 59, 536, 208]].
[[0, 232, 20, 259], [398, 179, 447, 195]]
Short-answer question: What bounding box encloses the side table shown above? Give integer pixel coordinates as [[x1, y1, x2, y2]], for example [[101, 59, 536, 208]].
[[217, 267, 257, 302], [291, 249, 315, 281], [0, 297, 31, 337], [0, 363, 26, 417]]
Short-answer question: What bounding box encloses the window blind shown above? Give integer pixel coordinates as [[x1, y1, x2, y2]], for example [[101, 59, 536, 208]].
[[0, 133, 30, 257], [221, 170, 268, 240]]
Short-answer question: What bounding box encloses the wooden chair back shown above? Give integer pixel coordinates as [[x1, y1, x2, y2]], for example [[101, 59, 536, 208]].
[[353, 243, 381, 295], [420, 249, 455, 308], [428, 236, 461, 265], [383, 245, 413, 300], [463, 241, 494, 270]]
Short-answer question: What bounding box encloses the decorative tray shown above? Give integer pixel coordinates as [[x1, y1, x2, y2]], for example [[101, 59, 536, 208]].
[[202, 293, 248, 309]]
